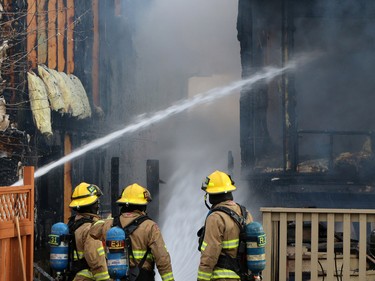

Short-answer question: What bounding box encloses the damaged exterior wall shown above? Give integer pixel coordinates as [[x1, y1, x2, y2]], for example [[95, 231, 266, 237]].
[[0, 0, 153, 265], [0, 1, 30, 186], [237, 0, 375, 210]]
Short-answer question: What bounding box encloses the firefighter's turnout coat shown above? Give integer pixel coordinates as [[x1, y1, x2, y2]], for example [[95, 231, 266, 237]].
[[91, 210, 174, 281], [197, 200, 253, 281], [72, 214, 110, 281]]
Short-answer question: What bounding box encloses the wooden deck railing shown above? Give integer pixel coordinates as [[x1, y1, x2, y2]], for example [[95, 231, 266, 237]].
[[261, 207, 375, 281], [0, 166, 34, 281]]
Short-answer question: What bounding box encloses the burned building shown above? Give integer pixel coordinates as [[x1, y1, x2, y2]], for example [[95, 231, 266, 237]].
[[0, 0, 163, 265], [237, 0, 375, 210]]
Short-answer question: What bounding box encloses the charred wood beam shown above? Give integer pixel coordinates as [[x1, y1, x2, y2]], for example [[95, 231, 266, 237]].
[[146, 160, 159, 222], [238, 0, 254, 172], [92, 0, 99, 107], [292, 0, 375, 19], [57, 0, 66, 72], [73, 0, 93, 102], [298, 130, 373, 136], [282, 0, 297, 172], [63, 134, 72, 223], [238, 0, 273, 173], [111, 157, 120, 218], [66, 0, 75, 74]]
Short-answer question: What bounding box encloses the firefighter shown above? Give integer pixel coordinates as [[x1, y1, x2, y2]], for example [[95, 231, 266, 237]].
[[91, 183, 174, 281], [197, 170, 253, 281], [68, 182, 110, 281]]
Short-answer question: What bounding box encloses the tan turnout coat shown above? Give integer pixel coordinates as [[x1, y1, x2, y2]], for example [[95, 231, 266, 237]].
[[91, 210, 174, 281], [72, 214, 110, 281], [197, 200, 253, 281]]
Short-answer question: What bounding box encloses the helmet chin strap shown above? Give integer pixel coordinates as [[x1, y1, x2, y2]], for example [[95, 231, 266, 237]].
[[204, 193, 211, 210]]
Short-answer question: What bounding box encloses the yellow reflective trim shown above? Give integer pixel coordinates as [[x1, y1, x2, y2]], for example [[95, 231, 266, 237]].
[[132, 250, 154, 261], [212, 268, 240, 279], [164, 244, 170, 252], [96, 246, 105, 256], [77, 269, 95, 279], [222, 239, 239, 249], [74, 250, 84, 260], [161, 272, 174, 281], [198, 270, 212, 280], [133, 250, 147, 258], [94, 271, 110, 280], [201, 241, 208, 251], [93, 220, 105, 226]]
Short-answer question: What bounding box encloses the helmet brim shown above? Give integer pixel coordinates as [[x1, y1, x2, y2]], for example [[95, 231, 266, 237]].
[[116, 198, 148, 205], [205, 186, 236, 194], [69, 196, 99, 208]]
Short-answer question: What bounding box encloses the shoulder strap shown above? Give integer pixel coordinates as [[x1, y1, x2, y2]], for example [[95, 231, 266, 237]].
[[238, 203, 248, 222], [113, 214, 151, 234], [68, 216, 94, 233], [211, 206, 245, 229], [125, 215, 151, 235], [66, 216, 93, 279], [113, 214, 152, 264]]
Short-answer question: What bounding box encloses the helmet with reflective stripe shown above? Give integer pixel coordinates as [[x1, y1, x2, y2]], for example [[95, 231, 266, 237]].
[[116, 183, 152, 205], [201, 170, 236, 194], [69, 182, 103, 208]]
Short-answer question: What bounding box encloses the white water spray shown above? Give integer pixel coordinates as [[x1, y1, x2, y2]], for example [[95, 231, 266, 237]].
[[12, 61, 304, 186]]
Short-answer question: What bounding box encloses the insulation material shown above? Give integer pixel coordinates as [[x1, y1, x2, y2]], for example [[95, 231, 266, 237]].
[[69, 74, 92, 119], [37, 65, 65, 113], [0, 96, 9, 131], [59, 72, 86, 118], [48, 69, 74, 115], [27, 71, 52, 137]]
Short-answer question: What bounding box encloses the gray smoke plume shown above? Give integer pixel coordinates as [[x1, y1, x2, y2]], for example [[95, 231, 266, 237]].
[[133, 0, 243, 279]]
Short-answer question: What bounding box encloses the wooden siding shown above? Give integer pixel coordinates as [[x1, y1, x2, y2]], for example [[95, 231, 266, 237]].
[[26, 0, 99, 221], [27, 0, 74, 71]]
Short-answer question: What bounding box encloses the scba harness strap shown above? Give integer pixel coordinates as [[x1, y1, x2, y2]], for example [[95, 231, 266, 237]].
[[66, 216, 95, 281], [113, 214, 154, 281], [197, 204, 249, 279]]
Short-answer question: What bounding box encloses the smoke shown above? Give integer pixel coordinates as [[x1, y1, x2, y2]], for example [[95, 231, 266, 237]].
[[135, 0, 241, 77], [133, 0, 242, 279], [294, 0, 375, 156]]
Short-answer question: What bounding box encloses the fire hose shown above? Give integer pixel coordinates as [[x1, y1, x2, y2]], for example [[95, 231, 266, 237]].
[[33, 263, 55, 281]]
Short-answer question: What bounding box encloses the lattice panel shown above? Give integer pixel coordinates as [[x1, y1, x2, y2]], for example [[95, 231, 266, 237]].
[[0, 192, 28, 222]]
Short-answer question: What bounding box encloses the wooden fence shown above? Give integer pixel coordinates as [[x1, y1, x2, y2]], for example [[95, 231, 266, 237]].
[[0, 166, 34, 281], [262, 207, 375, 281]]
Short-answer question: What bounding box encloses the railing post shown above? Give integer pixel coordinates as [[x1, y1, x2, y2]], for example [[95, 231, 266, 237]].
[[261, 207, 375, 281]]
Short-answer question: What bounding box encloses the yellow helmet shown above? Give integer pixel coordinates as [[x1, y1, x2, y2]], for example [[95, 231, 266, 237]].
[[201, 170, 236, 194], [69, 182, 103, 208], [116, 183, 152, 205]]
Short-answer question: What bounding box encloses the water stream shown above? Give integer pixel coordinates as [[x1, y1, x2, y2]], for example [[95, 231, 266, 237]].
[[14, 55, 315, 280], [12, 60, 306, 186]]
